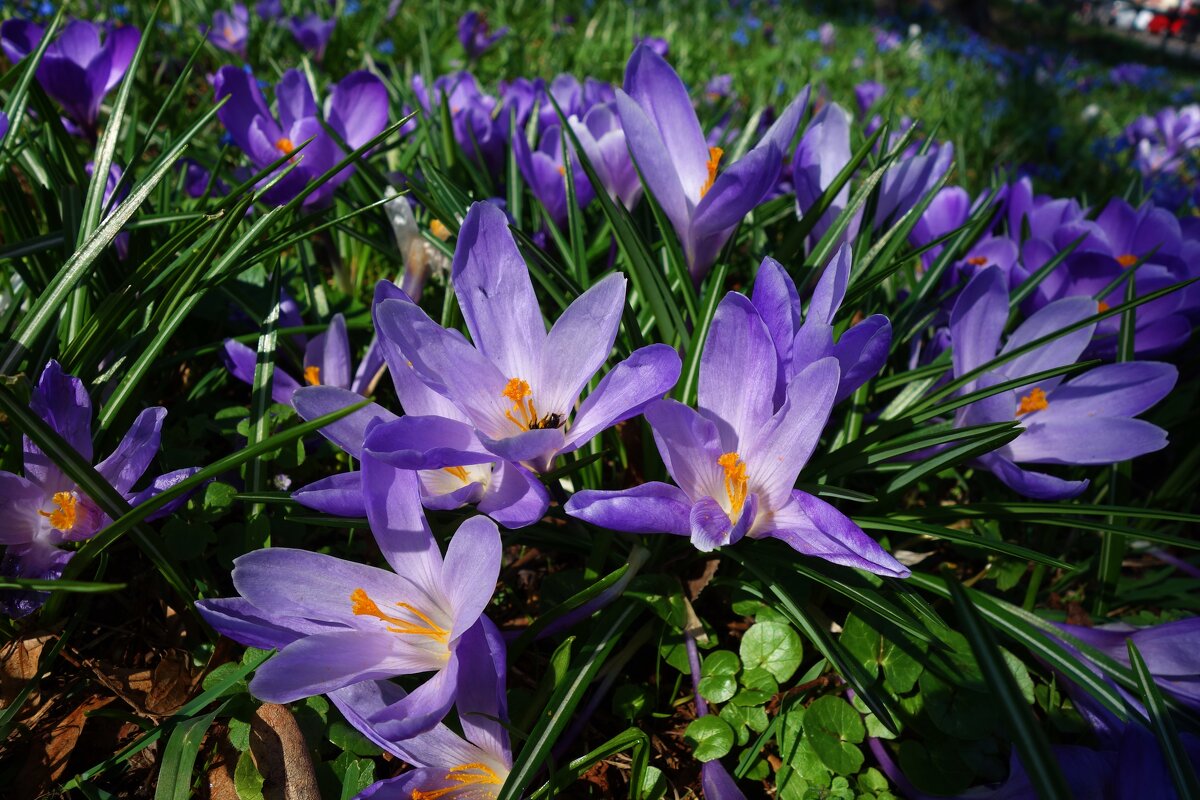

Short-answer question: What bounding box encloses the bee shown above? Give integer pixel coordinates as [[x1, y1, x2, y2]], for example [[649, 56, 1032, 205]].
[[530, 412, 565, 430]]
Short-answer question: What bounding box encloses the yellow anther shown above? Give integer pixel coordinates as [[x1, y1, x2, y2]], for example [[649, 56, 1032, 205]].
[[350, 588, 449, 642], [717, 452, 749, 518], [1016, 387, 1048, 417], [223, 25, 235, 40], [502, 377, 537, 429], [410, 763, 503, 800], [1116, 253, 1138, 268], [304, 366, 321, 386], [966, 256, 989, 266], [444, 466, 470, 483], [1098, 301, 1110, 313], [556, 165, 566, 177], [38, 491, 78, 531], [700, 146, 724, 198], [430, 219, 452, 241]]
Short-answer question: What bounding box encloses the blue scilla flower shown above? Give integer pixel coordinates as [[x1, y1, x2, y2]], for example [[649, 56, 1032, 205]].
[[732, 27, 749, 46], [377, 39, 394, 55]]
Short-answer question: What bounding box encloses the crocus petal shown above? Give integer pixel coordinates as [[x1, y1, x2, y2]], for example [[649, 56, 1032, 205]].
[[1037, 362, 1177, 421], [101, 25, 140, 93], [949, 266, 1008, 385], [690, 143, 783, 239], [0, 20, 42, 64], [750, 256, 801, 367], [794, 102, 852, 242], [562, 344, 682, 452], [291, 472, 366, 517], [690, 493, 756, 551], [276, 70, 318, 131], [1008, 416, 1168, 465], [250, 630, 429, 703], [565, 482, 692, 536], [196, 597, 333, 650], [454, 618, 512, 766], [360, 450, 443, 589], [213, 65, 275, 155], [982, 453, 1089, 500], [808, 243, 852, 325], [645, 399, 725, 502], [95, 407, 166, 494], [221, 339, 300, 405], [754, 86, 810, 154], [452, 202, 546, 384], [0, 473, 43, 546], [699, 293, 778, 451], [763, 492, 910, 577], [304, 313, 352, 390], [701, 760, 747, 800], [129, 468, 202, 518], [622, 45, 709, 200], [292, 386, 397, 458], [540, 273, 626, 416], [477, 427, 565, 467], [441, 515, 501, 636], [614, 89, 690, 236], [364, 416, 494, 470], [366, 654, 461, 742], [477, 460, 550, 529], [831, 315, 892, 403], [30, 360, 93, 465], [999, 296, 1096, 383], [326, 71, 389, 150]]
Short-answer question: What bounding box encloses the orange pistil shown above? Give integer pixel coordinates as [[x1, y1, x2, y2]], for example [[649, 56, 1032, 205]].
[[444, 466, 470, 483], [304, 366, 321, 386], [1116, 253, 1138, 269], [38, 491, 78, 531], [351, 588, 448, 642], [966, 256, 989, 266], [1098, 301, 1110, 313], [1016, 387, 1048, 416], [556, 164, 567, 177], [717, 452, 749, 518], [410, 763, 503, 800], [430, 219, 452, 241], [700, 146, 724, 198], [275, 137, 296, 155]]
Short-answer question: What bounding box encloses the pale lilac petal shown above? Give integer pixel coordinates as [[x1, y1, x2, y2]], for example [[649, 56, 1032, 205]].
[[540, 273, 626, 415], [750, 256, 800, 366], [999, 296, 1097, 383], [1038, 362, 1176, 421], [477, 461, 550, 529], [451, 202, 545, 385], [614, 89, 689, 235], [983, 453, 1089, 500], [808, 243, 852, 325], [364, 416, 493, 470], [454, 618, 511, 765], [30, 360, 93, 464], [292, 386, 397, 458], [249, 630, 426, 703], [101, 25, 140, 94], [832, 315, 892, 403], [562, 344, 682, 452], [565, 482, 691, 536], [360, 450, 443, 588], [441, 515, 501, 635], [690, 493, 756, 551], [949, 266, 1008, 384], [622, 45, 708, 199], [690, 144, 783, 239], [196, 597, 335, 650], [367, 655, 460, 742], [276, 69, 317, 130], [326, 70, 389, 150], [304, 313, 352, 390], [644, 399, 724, 502], [291, 471, 366, 517], [763, 492, 909, 577], [748, 358, 839, 502], [95, 407, 165, 494], [0, 472, 43, 546], [129, 468, 201, 517], [699, 293, 777, 451], [213, 65, 275, 155], [1009, 417, 1168, 465], [221, 339, 300, 405], [477, 427, 565, 467], [754, 87, 810, 154]]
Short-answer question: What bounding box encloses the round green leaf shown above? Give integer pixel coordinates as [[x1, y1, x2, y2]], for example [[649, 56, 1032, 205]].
[[698, 650, 741, 703], [804, 695, 866, 775], [740, 621, 803, 683], [685, 716, 735, 762]]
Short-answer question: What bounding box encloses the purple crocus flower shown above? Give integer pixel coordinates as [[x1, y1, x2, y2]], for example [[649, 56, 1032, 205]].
[[634, 35, 669, 57], [255, 0, 282, 19], [616, 45, 809, 282], [793, 101, 855, 248], [566, 291, 908, 576], [214, 66, 388, 207], [853, 80, 886, 115], [512, 122, 595, 227], [288, 282, 551, 529], [534, 73, 583, 134], [0, 361, 198, 617], [948, 266, 1176, 499], [329, 621, 510, 799], [289, 14, 334, 60], [197, 454, 501, 739], [910, 185, 971, 268], [874, 140, 955, 227], [457, 11, 508, 60], [569, 101, 642, 209], [223, 312, 383, 405], [414, 72, 504, 174], [751, 248, 892, 405], [375, 201, 682, 474], [0, 111, 9, 141], [818, 22, 837, 48], [0, 19, 140, 134], [207, 4, 249, 59]]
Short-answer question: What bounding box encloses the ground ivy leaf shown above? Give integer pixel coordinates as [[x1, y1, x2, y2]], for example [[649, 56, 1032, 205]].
[[740, 621, 803, 682], [839, 613, 924, 694], [698, 650, 741, 703], [804, 695, 866, 775], [684, 716, 735, 762], [233, 748, 264, 800]]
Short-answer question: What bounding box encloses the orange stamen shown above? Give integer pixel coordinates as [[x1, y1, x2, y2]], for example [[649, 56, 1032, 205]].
[[966, 256, 989, 266], [410, 763, 503, 800], [1116, 253, 1138, 269], [716, 452, 749, 518], [350, 588, 449, 642], [1016, 387, 1048, 416], [444, 466, 470, 483], [556, 164, 566, 177], [430, 219, 451, 241], [700, 146, 724, 198], [38, 491, 78, 531], [1098, 301, 1110, 313], [502, 378, 538, 430], [275, 137, 295, 155], [304, 366, 321, 386]]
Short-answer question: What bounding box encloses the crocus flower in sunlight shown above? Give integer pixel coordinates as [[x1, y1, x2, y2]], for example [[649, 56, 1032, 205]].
[[213, 66, 388, 207], [0, 362, 198, 617], [289, 14, 334, 60], [0, 19, 140, 135], [290, 282, 551, 529], [197, 455, 501, 740], [616, 44, 809, 282], [413, 72, 505, 174], [634, 35, 669, 57], [793, 101, 854, 248], [329, 620, 510, 799], [512, 122, 595, 227], [569, 101, 642, 210], [948, 266, 1176, 500], [566, 292, 909, 576], [751, 248, 892, 405], [853, 80, 885, 115], [376, 201, 682, 474], [222, 312, 384, 405], [457, 11, 508, 59], [207, 4, 249, 59]]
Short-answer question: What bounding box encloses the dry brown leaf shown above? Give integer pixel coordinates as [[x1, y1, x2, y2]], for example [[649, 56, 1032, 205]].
[[0, 634, 50, 709], [251, 703, 320, 800], [14, 694, 113, 799]]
